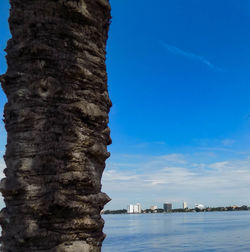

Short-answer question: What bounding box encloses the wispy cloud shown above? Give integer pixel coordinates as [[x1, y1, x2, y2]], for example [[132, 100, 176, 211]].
[[160, 41, 222, 71], [221, 139, 235, 146], [103, 152, 250, 209]]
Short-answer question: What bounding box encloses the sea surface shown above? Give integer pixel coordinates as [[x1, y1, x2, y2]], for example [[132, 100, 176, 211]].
[[102, 211, 250, 251]]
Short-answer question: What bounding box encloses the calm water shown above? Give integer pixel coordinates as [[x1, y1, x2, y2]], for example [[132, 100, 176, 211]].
[[102, 211, 250, 251]]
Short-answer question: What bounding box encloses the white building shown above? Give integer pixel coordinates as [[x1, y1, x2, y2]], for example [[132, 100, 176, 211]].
[[195, 204, 205, 210], [137, 203, 142, 213], [151, 205, 158, 211], [134, 204, 139, 213], [183, 202, 188, 209], [127, 203, 142, 214], [134, 203, 142, 213], [127, 204, 134, 213]]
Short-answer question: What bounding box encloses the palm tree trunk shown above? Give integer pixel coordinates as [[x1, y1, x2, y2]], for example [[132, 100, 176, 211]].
[[0, 0, 111, 251]]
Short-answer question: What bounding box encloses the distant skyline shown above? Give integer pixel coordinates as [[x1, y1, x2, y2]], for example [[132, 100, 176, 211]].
[[1, 0, 250, 210]]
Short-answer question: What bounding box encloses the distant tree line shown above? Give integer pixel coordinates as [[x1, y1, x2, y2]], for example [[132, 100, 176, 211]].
[[102, 209, 127, 214], [204, 205, 249, 212]]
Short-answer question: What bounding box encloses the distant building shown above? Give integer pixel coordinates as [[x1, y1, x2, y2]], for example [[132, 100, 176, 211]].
[[127, 204, 134, 213], [134, 203, 142, 213], [134, 204, 139, 213], [195, 204, 205, 210], [138, 203, 142, 213], [151, 206, 158, 211], [183, 202, 188, 209], [127, 203, 142, 214], [163, 202, 172, 212]]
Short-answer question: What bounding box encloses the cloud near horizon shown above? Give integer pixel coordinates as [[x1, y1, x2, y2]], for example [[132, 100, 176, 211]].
[[103, 152, 250, 209], [160, 41, 222, 72]]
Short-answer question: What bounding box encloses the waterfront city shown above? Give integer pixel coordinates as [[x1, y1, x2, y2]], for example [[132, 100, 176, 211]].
[[102, 202, 250, 214]]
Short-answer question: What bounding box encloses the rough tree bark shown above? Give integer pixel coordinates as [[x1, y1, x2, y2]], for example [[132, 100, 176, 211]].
[[0, 0, 111, 251]]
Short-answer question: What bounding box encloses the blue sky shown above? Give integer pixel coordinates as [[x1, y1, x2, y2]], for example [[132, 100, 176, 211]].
[[1, 0, 250, 209]]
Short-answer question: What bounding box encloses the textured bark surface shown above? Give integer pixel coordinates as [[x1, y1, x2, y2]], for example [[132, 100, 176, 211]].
[[0, 0, 111, 251]]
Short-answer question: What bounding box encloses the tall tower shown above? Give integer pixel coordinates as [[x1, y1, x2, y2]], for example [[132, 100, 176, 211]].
[[183, 202, 188, 209], [127, 204, 134, 213], [136, 203, 142, 213]]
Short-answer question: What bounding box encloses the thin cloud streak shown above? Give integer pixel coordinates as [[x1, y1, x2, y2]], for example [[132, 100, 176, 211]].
[[103, 153, 250, 209], [160, 41, 222, 72]]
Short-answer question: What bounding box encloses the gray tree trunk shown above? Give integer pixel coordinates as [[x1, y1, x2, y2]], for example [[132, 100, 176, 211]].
[[0, 0, 111, 251]]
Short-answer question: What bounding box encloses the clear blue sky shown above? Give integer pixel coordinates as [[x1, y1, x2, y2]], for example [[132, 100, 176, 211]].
[[1, 0, 250, 209]]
